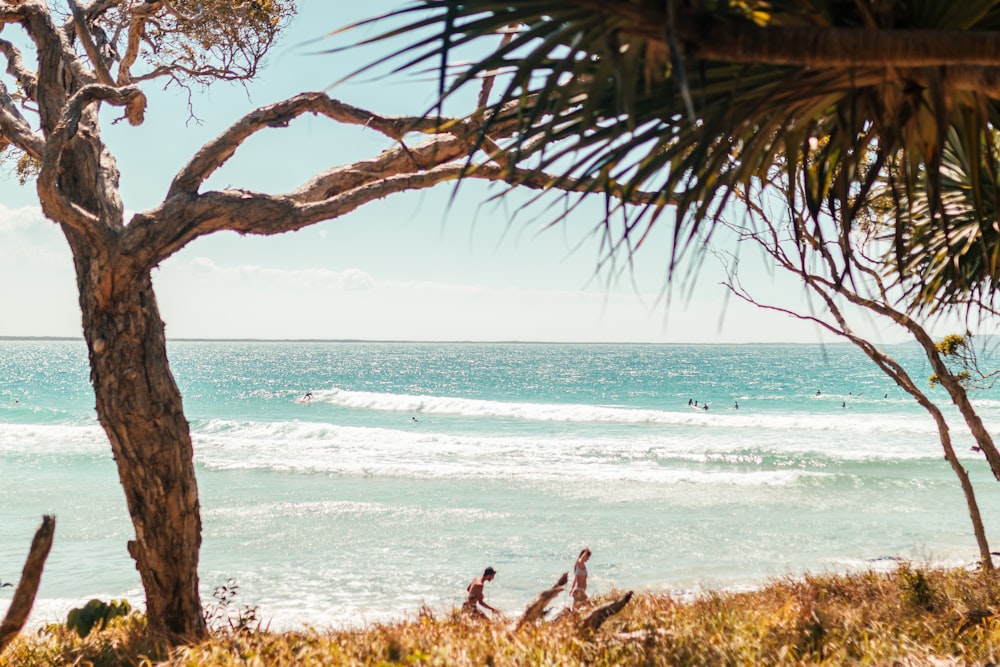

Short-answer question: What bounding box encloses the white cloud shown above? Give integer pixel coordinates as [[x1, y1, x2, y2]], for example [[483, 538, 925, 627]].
[[182, 257, 377, 290]]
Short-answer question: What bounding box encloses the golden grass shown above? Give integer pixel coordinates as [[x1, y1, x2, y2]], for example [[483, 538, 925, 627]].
[[7, 564, 1000, 666]]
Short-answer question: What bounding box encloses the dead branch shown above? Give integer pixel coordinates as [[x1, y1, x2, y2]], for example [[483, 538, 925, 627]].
[[517, 572, 568, 629], [580, 590, 633, 633], [0, 515, 56, 653]]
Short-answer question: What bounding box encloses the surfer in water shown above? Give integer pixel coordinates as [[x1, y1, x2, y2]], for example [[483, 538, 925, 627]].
[[302, 391, 313, 402]]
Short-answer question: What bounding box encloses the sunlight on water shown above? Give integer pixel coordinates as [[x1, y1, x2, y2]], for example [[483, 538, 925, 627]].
[[2, 340, 1000, 629]]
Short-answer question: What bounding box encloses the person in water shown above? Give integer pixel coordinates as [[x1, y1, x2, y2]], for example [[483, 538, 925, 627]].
[[463, 567, 498, 619], [570, 547, 591, 609]]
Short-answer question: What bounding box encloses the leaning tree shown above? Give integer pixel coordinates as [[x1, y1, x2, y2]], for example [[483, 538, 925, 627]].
[[0, 0, 647, 641], [719, 181, 1000, 570]]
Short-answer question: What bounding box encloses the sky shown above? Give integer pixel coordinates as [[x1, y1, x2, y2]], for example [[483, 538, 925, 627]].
[[0, 2, 962, 344]]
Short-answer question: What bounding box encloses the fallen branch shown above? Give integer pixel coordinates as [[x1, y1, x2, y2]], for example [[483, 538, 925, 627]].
[[581, 590, 633, 633], [516, 572, 568, 629], [0, 515, 56, 652]]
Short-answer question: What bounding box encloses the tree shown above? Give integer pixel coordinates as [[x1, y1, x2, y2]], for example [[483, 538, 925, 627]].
[[363, 0, 1000, 310], [719, 186, 1000, 570], [0, 0, 638, 641]]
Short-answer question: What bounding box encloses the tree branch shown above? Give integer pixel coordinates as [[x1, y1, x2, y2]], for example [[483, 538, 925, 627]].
[[0, 38, 38, 103], [0, 516, 56, 653], [115, 0, 160, 85], [37, 83, 145, 233], [67, 0, 115, 86], [166, 92, 456, 198], [0, 79, 43, 159]]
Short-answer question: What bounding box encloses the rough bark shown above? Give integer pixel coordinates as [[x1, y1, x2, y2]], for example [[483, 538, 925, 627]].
[[78, 261, 206, 638]]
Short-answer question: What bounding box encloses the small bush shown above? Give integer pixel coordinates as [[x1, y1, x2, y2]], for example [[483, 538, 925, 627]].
[[66, 598, 132, 638]]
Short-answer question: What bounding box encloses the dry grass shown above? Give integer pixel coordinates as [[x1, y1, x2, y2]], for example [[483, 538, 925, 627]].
[[7, 564, 1000, 666]]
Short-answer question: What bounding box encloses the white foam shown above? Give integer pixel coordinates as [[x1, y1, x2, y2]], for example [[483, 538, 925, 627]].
[[0, 422, 107, 455], [301, 387, 979, 438]]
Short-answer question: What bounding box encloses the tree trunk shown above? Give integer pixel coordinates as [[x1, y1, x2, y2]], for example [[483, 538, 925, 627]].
[[72, 246, 206, 640], [916, 396, 994, 571]]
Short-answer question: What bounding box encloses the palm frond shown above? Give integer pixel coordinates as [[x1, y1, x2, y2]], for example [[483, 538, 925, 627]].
[[352, 0, 1000, 307]]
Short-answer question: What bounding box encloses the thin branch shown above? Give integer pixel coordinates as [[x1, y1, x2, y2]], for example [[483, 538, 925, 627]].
[[67, 0, 115, 86], [477, 26, 516, 110], [160, 0, 204, 23]]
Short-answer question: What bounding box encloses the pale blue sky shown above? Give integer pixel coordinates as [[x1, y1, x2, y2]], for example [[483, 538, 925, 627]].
[[0, 2, 927, 343]]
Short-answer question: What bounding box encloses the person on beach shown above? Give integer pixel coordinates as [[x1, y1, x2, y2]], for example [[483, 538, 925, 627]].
[[463, 567, 498, 619], [570, 547, 591, 609]]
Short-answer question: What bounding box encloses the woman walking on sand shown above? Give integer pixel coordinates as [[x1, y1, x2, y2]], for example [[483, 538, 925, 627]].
[[570, 548, 591, 609]]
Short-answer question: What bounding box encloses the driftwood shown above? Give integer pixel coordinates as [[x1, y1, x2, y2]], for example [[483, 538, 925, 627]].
[[516, 572, 569, 629], [0, 515, 56, 652], [956, 607, 997, 635], [581, 590, 634, 633]]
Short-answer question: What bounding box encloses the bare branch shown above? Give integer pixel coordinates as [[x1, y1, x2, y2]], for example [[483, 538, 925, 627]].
[[167, 93, 459, 198], [0, 4, 29, 25], [0, 38, 39, 102], [0, 80, 43, 158], [0, 516, 56, 652], [115, 1, 159, 85], [68, 0, 115, 86], [38, 83, 145, 232]]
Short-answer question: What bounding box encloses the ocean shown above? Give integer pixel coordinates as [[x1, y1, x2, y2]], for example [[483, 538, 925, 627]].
[[2, 339, 1000, 630]]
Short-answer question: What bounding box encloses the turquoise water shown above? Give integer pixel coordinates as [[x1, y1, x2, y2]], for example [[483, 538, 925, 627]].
[[2, 339, 1000, 629]]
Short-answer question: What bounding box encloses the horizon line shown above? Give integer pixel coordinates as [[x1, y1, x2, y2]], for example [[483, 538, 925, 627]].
[[0, 335, 894, 346]]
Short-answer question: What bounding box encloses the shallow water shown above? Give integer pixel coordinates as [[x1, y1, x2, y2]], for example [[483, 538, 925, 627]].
[[2, 339, 999, 629]]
